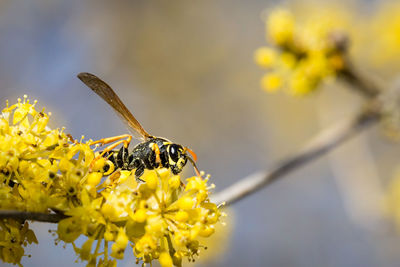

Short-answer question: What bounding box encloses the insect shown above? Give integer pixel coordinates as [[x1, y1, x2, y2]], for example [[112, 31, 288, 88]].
[[77, 72, 200, 180]]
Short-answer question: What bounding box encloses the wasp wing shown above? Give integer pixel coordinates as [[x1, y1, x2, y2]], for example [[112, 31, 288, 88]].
[[77, 72, 152, 140]]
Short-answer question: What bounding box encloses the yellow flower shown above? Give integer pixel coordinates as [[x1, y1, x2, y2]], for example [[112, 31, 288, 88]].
[[254, 47, 277, 68], [80, 238, 95, 260], [0, 96, 95, 264], [110, 229, 129, 259], [159, 251, 173, 267], [261, 72, 283, 92], [255, 7, 350, 96], [57, 217, 85, 243], [279, 52, 297, 69], [0, 220, 38, 264], [86, 172, 103, 186], [267, 8, 294, 45], [113, 169, 221, 266]]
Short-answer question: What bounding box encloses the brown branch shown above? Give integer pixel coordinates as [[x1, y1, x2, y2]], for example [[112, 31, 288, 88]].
[[329, 32, 381, 99], [339, 59, 382, 99], [0, 210, 68, 223]]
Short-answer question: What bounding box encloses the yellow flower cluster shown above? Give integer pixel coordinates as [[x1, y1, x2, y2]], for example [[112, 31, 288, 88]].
[[254, 8, 349, 95], [0, 96, 222, 266], [61, 169, 222, 267], [0, 96, 95, 264]]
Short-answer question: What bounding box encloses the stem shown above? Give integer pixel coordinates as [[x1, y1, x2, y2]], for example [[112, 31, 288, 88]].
[[0, 210, 68, 223], [340, 62, 381, 98], [104, 240, 109, 262]]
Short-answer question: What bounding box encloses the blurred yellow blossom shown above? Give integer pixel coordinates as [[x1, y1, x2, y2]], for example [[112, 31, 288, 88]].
[[267, 8, 294, 46], [195, 208, 232, 265], [261, 72, 283, 92], [254, 47, 277, 68], [255, 6, 351, 95], [0, 97, 222, 266]]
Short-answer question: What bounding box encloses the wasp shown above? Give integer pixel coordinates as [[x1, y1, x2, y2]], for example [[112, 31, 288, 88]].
[[77, 72, 199, 180]]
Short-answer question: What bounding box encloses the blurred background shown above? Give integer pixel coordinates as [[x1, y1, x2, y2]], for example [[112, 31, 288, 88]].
[[1, 0, 400, 266]]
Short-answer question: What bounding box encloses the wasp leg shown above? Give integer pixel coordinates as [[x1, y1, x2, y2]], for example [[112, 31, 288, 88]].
[[90, 134, 132, 148], [128, 157, 140, 170], [134, 163, 145, 182], [90, 139, 128, 170]]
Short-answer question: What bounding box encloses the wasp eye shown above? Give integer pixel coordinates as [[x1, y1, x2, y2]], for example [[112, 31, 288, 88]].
[[169, 144, 180, 162]]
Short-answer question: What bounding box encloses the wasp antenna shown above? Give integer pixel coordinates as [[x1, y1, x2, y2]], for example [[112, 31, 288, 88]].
[[187, 157, 201, 177], [185, 147, 198, 162]]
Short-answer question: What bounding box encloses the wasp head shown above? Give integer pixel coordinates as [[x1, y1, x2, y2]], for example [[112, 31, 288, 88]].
[[168, 144, 188, 175]]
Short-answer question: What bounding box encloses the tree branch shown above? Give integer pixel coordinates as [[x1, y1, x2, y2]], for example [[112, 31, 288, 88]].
[[0, 210, 67, 223], [340, 64, 381, 98]]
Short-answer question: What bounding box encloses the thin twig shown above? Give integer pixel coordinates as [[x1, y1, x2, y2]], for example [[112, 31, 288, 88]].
[[0, 210, 67, 223], [328, 33, 381, 99], [340, 61, 381, 98]]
